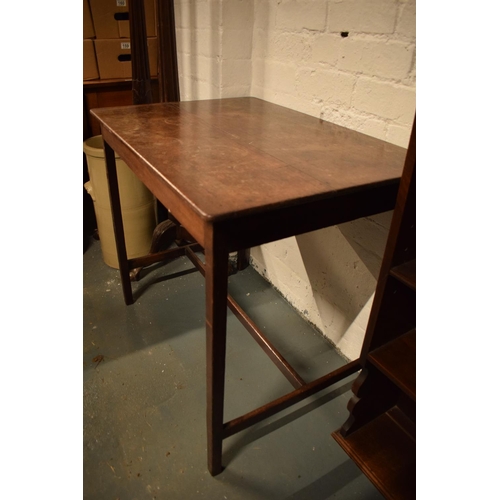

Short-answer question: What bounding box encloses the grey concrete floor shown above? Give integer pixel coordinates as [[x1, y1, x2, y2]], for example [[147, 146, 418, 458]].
[[83, 237, 383, 500]]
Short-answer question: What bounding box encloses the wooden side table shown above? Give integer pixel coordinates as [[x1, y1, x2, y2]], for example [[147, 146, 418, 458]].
[[90, 97, 407, 476]]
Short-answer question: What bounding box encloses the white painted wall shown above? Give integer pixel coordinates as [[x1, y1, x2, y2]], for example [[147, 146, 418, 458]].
[[175, 0, 254, 99], [173, 0, 416, 360], [251, 0, 415, 146]]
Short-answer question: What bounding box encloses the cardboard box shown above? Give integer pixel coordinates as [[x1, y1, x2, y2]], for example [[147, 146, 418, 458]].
[[83, 40, 99, 80], [84, 0, 95, 38], [89, 0, 156, 39], [94, 38, 158, 80]]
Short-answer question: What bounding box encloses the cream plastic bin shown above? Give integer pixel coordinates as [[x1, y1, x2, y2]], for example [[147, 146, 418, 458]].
[[83, 135, 156, 269]]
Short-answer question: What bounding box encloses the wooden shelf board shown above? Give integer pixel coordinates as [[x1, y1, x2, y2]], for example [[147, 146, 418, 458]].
[[83, 76, 159, 90], [389, 259, 416, 290], [368, 329, 416, 400], [332, 407, 416, 500]]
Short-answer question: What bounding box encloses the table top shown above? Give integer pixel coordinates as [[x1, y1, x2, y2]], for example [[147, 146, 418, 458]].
[[91, 97, 406, 223]]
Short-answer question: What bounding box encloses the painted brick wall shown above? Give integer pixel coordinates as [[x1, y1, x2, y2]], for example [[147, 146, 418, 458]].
[[174, 0, 254, 100], [173, 0, 416, 360], [252, 0, 415, 147], [175, 0, 415, 143]]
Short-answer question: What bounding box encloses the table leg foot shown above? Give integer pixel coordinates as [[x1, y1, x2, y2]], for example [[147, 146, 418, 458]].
[[207, 441, 224, 476]]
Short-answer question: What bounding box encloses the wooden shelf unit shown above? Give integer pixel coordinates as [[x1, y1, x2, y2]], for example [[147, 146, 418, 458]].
[[368, 329, 415, 400], [389, 259, 416, 290], [334, 407, 416, 500], [332, 118, 416, 500]]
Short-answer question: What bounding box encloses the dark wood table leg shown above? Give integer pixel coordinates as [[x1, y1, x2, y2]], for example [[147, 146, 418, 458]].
[[236, 248, 250, 271], [205, 224, 229, 476], [104, 140, 134, 305]]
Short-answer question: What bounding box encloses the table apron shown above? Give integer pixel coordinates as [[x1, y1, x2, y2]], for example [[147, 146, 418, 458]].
[[218, 182, 399, 253]]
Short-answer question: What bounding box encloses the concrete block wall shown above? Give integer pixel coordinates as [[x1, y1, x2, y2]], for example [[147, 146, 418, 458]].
[[251, 0, 416, 147], [173, 0, 416, 360], [174, 0, 254, 100]]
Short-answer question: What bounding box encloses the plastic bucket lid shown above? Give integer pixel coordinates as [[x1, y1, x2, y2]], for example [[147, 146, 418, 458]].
[[83, 135, 120, 159]]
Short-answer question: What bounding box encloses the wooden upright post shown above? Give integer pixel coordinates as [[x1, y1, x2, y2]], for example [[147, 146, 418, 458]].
[[157, 0, 180, 102], [129, 0, 153, 105]]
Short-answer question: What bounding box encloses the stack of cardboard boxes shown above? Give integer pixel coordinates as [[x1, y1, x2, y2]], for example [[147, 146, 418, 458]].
[[83, 0, 158, 81], [83, 0, 99, 80]]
